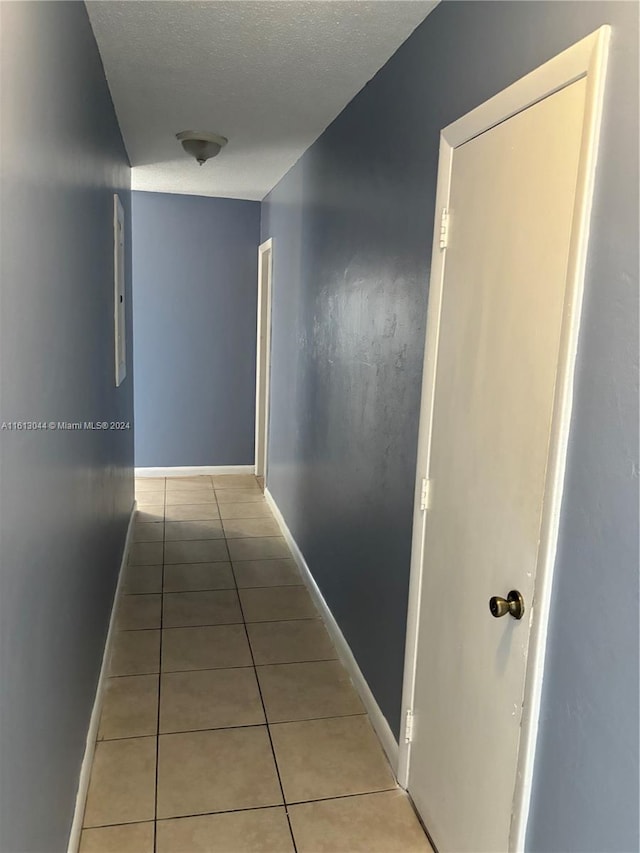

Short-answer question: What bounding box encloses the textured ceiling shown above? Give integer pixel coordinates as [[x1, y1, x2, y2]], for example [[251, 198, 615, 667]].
[[86, 1, 437, 200]]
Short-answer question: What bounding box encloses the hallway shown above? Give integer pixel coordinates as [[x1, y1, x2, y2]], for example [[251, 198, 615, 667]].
[[80, 475, 432, 852], [1, 2, 637, 850]]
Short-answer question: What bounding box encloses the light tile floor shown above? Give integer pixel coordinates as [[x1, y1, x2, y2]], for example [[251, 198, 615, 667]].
[[80, 475, 432, 853]]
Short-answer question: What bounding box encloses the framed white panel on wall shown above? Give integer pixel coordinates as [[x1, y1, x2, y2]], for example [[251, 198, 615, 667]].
[[114, 194, 126, 387]]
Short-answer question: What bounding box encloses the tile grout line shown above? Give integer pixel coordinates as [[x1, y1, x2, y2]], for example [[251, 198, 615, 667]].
[[126, 583, 305, 595], [98, 711, 370, 742], [152, 476, 167, 853], [110, 611, 320, 632], [108, 654, 339, 679], [227, 478, 299, 853], [86, 785, 401, 831]]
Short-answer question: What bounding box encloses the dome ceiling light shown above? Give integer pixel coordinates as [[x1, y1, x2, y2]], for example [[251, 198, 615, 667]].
[[176, 130, 228, 165]]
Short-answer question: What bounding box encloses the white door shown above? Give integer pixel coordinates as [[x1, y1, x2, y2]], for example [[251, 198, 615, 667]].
[[404, 31, 609, 853], [255, 239, 273, 480]]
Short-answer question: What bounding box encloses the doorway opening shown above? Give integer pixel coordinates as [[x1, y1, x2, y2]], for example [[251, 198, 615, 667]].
[[255, 238, 273, 485]]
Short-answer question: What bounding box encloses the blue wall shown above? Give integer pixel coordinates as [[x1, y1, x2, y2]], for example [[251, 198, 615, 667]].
[[0, 2, 134, 849], [261, 3, 639, 851], [132, 191, 261, 467]]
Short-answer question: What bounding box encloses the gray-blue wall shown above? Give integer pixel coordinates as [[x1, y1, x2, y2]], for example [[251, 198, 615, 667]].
[[0, 2, 134, 850], [132, 191, 261, 467], [261, 3, 639, 851]]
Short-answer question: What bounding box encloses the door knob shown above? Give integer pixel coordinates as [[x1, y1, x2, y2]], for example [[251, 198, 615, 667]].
[[489, 590, 525, 620]]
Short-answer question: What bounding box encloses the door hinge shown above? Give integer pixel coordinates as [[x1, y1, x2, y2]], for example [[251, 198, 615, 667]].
[[420, 478, 431, 512], [404, 709, 414, 743], [439, 207, 450, 250]]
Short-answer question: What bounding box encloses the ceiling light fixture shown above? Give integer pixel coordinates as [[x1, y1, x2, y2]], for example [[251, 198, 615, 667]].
[[176, 130, 228, 165]]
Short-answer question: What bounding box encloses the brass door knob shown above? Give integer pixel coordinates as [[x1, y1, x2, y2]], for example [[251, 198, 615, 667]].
[[489, 590, 525, 620]]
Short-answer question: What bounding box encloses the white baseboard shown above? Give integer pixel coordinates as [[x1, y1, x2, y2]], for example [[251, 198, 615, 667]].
[[135, 465, 255, 478], [67, 502, 137, 853], [264, 487, 399, 772]]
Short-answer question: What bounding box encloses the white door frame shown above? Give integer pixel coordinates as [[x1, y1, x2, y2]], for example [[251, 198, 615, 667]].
[[398, 27, 610, 851], [255, 238, 273, 480]]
